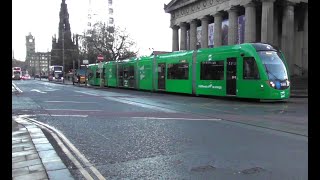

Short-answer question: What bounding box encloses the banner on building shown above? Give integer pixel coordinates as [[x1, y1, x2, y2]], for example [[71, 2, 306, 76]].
[[237, 15, 245, 44], [197, 26, 202, 49], [222, 19, 229, 45], [208, 23, 214, 48], [187, 30, 190, 50]]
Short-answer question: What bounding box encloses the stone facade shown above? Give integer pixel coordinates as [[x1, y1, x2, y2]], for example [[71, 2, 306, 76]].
[[25, 33, 51, 76], [164, 0, 308, 77]]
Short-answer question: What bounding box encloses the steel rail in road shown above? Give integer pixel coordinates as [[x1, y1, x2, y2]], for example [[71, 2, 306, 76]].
[[75, 89, 307, 138]]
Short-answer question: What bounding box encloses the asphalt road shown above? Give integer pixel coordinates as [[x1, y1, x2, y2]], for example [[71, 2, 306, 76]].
[[12, 79, 308, 179]]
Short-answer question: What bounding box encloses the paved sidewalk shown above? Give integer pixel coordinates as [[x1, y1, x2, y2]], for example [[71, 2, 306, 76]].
[[12, 118, 74, 180]]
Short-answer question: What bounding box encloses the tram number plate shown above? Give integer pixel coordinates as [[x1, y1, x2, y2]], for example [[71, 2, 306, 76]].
[[280, 82, 286, 86]]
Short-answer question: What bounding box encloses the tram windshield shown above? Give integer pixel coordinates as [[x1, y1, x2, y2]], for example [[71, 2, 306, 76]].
[[258, 51, 288, 81]]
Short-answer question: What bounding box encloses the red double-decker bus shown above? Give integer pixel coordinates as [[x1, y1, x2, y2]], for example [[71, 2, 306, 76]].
[[12, 67, 22, 80]]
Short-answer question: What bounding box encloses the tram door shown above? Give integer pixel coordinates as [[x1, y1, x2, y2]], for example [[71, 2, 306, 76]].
[[226, 58, 237, 96], [158, 63, 166, 90]]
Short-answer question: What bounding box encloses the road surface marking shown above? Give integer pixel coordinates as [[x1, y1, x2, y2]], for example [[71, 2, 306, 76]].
[[44, 101, 96, 104], [12, 83, 23, 93], [45, 109, 102, 112], [31, 89, 47, 93], [20, 116, 106, 180], [104, 97, 177, 113], [74, 91, 100, 96], [36, 114, 88, 117], [131, 117, 221, 121]]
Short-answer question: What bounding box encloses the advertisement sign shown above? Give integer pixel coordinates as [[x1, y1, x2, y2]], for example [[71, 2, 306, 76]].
[[197, 26, 202, 49], [208, 23, 214, 48], [222, 19, 229, 45], [187, 30, 190, 50], [83, 60, 89, 65], [237, 15, 245, 44]]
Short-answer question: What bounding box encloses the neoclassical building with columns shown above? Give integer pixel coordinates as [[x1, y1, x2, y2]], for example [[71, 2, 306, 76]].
[[164, 0, 308, 78]]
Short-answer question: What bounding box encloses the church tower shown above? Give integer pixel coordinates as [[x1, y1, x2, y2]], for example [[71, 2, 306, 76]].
[[51, 0, 77, 73], [25, 32, 35, 66]]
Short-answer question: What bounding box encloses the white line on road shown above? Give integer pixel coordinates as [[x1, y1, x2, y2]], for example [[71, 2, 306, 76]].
[[104, 97, 177, 113], [31, 89, 47, 93], [44, 101, 96, 104], [45, 109, 102, 112], [37, 114, 89, 117], [74, 91, 100, 96], [12, 83, 23, 93], [131, 117, 221, 121], [22, 117, 106, 180]]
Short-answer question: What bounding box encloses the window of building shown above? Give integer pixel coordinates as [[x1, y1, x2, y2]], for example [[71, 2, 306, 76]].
[[167, 63, 189, 80], [243, 57, 260, 79], [109, 8, 113, 15], [200, 60, 224, 80], [108, 0, 112, 6], [109, 17, 114, 24]]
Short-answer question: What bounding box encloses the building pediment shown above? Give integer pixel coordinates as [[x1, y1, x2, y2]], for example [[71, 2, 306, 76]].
[[164, 0, 199, 13]]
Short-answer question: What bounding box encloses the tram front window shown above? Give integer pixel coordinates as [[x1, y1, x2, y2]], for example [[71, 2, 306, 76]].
[[259, 51, 288, 81], [259, 51, 290, 89]]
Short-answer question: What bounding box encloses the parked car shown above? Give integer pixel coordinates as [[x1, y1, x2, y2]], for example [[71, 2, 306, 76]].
[[21, 74, 31, 80], [73, 69, 86, 84]]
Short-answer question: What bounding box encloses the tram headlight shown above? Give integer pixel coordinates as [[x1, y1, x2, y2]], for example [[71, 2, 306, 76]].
[[268, 80, 275, 88], [53, 77, 55, 80], [286, 80, 290, 86]]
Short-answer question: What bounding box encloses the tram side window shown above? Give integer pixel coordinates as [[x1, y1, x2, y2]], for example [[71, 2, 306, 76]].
[[96, 71, 101, 78], [128, 66, 134, 79], [167, 63, 189, 80], [243, 57, 260, 79], [102, 68, 105, 78], [200, 60, 224, 80]]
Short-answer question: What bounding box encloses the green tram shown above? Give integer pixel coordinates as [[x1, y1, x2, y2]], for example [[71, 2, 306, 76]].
[[87, 43, 290, 100]]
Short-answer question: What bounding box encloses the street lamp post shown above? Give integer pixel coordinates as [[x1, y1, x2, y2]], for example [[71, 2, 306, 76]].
[[62, 26, 65, 84], [47, 51, 50, 79], [38, 54, 41, 80]]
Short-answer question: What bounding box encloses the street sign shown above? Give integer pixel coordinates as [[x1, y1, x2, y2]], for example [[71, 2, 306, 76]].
[[97, 54, 104, 61], [83, 60, 89, 64]]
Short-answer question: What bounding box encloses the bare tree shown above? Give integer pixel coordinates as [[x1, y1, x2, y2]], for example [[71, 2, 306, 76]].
[[80, 22, 138, 63]]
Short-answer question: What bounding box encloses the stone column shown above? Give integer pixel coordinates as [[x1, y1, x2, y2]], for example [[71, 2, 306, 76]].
[[244, 2, 256, 43], [213, 12, 222, 47], [273, 6, 279, 47], [190, 19, 198, 50], [227, 7, 238, 45], [261, 0, 275, 44], [180, 22, 187, 50], [281, 1, 295, 76], [201, 16, 209, 48], [303, 5, 308, 75], [172, 25, 179, 51]]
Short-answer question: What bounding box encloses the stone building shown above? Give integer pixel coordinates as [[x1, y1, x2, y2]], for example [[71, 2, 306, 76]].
[[164, 0, 308, 78], [51, 0, 78, 73], [25, 33, 51, 76]]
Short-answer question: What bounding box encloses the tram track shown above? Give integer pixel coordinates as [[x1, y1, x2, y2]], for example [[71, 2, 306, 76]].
[[98, 93, 308, 138]]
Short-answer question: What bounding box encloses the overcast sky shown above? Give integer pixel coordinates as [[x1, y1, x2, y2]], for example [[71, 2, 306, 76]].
[[12, 0, 172, 61]]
